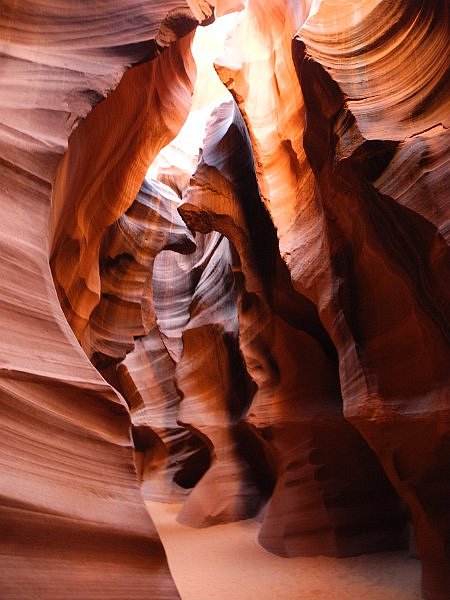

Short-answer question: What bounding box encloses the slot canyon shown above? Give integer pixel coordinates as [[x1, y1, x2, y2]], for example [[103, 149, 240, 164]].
[[0, 1, 449, 599]]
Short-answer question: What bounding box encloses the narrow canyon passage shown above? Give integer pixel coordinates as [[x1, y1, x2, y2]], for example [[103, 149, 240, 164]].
[[0, 2, 448, 600]]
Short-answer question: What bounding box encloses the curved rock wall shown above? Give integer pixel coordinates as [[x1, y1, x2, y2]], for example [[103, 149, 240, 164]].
[[1, 2, 448, 600], [0, 2, 214, 598], [293, 3, 450, 598], [180, 98, 405, 555]]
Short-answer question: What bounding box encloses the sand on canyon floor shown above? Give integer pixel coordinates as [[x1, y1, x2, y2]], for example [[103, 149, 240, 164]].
[[147, 501, 421, 600]]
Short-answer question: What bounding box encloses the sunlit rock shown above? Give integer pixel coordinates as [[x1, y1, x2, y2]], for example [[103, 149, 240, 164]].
[[0, 1, 448, 599]]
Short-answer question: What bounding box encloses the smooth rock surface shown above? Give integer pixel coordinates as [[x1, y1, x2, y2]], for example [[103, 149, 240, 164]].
[[0, 2, 214, 597], [1, 1, 448, 599]]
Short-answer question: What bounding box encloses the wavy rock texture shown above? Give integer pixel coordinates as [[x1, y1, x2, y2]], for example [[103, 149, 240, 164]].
[[87, 176, 211, 503], [73, 17, 242, 510], [211, 0, 449, 598], [180, 98, 405, 554], [84, 177, 196, 364], [291, 2, 450, 598], [50, 33, 197, 343], [1, 1, 449, 600], [173, 231, 264, 526], [215, 0, 326, 301], [0, 1, 218, 598]]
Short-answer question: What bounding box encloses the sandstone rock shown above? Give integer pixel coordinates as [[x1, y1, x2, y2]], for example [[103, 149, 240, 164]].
[[292, 2, 449, 598], [181, 97, 405, 555], [213, 1, 449, 596], [0, 2, 212, 597], [1, 1, 448, 599]]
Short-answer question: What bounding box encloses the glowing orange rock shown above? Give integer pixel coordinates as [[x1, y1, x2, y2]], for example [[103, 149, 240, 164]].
[[1, 2, 448, 599], [0, 2, 210, 597]]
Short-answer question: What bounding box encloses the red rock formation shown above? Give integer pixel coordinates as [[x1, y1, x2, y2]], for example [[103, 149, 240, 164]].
[[180, 98, 405, 554], [50, 33, 197, 344], [292, 3, 450, 598], [212, 0, 449, 597], [88, 176, 210, 503], [1, 1, 448, 599], [174, 230, 264, 526], [0, 2, 215, 598]]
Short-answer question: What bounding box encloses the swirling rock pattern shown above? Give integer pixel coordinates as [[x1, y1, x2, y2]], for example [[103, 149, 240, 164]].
[[1, 1, 449, 599], [0, 1, 215, 598], [50, 33, 197, 343], [291, 2, 450, 598], [181, 98, 405, 554], [85, 177, 196, 365], [213, 0, 448, 597]]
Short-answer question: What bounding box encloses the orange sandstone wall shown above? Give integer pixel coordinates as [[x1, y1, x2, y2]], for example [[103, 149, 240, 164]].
[[0, 2, 213, 598], [0, 2, 449, 600]]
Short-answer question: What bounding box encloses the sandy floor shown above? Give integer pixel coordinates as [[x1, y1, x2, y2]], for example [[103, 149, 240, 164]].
[[147, 501, 421, 600]]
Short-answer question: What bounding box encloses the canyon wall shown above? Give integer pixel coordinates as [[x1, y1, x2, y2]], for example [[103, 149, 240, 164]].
[[0, 1, 215, 598], [0, 1, 448, 599]]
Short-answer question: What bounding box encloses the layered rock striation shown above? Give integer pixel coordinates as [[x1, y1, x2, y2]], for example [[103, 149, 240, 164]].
[[293, 3, 450, 598], [0, 2, 215, 598], [1, 1, 448, 600]]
